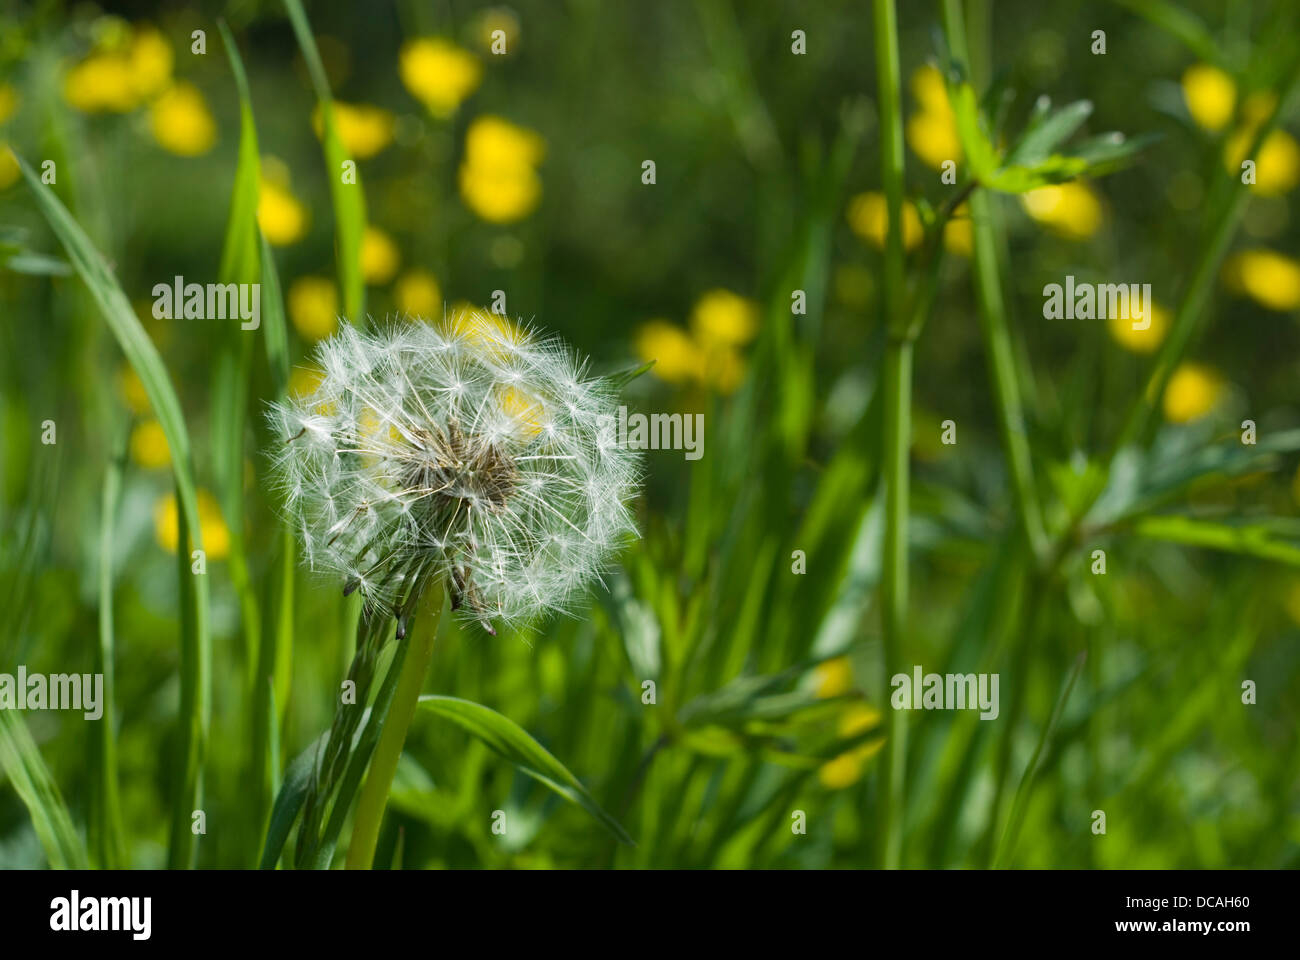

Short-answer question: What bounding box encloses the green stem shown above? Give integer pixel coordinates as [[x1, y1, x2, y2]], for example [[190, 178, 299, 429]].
[[873, 0, 908, 870], [940, 0, 1048, 566], [93, 430, 127, 869], [346, 583, 445, 869]]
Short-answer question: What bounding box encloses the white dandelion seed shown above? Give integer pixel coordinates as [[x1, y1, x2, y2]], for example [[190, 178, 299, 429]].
[[267, 310, 641, 633]]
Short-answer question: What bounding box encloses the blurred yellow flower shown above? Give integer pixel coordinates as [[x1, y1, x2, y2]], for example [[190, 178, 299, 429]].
[[129, 418, 170, 469], [149, 82, 216, 157], [943, 208, 973, 257], [128, 26, 173, 100], [499, 384, 547, 438], [314, 101, 394, 159], [1108, 300, 1170, 353], [1163, 363, 1224, 423], [400, 38, 481, 116], [118, 366, 151, 414], [634, 320, 702, 385], [0, 144, 17, 190], [690, 289, 758, 347], [906, 64, 961, 170], [848, 191, 922, 251], [360, 226, 401, 285], [1021, 181, 1103, 240], [1222, 249, 1300, 311], [818, 702, 885, 790], [288, 276, 339, 341], [1182, 63, 1235, 133], [813, 656, 854, 698], [395, 269, 442, 319], [153, 489, 229, 560], [0, 84, 19, 124], [700, 346, 746, 394], [288, 364, 324, 398], [1225, 128, 1300, 196], [257, 169, 309, 246], [459, 115, 546, 223], [64, 54, 138, 112]]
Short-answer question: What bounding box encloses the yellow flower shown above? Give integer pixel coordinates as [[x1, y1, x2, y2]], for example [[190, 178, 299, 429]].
[[1108, 301, 1170, 354], [360, 226, 401, 285], [459, 115, 546, 223], [1182, 63, 1235, 133], [400, 38, 481, 116], [288, 276, 339, 341], [118, 366, 151, 414], [943, 207, 973, 257], [635, 320, 702, 385], [690, 289, 758, 348], [818, 703, 885, 790], [129, 418, 170, 469], [153, 489, 229, 560], [128, 26, 173, 100], [813, 657, 854, 698], [1021, 181, 1103, 240], [478, 8, 521, 54], [314, 101, 394, 159], [0, 144, 17, 191], [1222, 249, 1300, 311], [847, 191, 922, 251], [0, 84, 19, 124], [149, 82, 216, 157], [288, 365, 325, 399], [64, 54, 138, 113], [906, 64, 962, 170], [395, 269, 442, 319], [257, 167, 309, 246], [700, 345, 746, 394], [499, 384, 547, 438], [1163, 363, 1224, 423], [1225, 128, 1300, 195]]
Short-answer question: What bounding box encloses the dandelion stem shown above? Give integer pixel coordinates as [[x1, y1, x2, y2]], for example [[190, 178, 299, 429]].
[[874, 0, 909, 871], [346, 580, 446, 869]]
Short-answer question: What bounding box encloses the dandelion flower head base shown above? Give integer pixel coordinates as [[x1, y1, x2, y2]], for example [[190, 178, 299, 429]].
[[268, 312, 641, 631]]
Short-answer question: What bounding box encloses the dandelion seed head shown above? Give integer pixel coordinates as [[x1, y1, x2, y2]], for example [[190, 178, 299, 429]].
[[267, 311, 641, 630]]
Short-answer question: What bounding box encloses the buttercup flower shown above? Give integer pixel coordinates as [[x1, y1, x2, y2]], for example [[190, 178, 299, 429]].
[[906, 64, 961, 170], [395, 269, 442, 319], [818, 703, 885, 790], [130, 418, 171, 468], [1182, 63, 1235, 133], [1021, 181, 1103, 240], [459, 115, 546, 223], [1222, 249, 1300, 311], [153, 489, 230, 560], [1108, 300, 1170, 353], [400, 38, 482, 116], [149, 82, 216, 156], [289, 276, 340, 341], [848, 191, 923, 251], [1163, 363, 1224, 423], [267, 313, 640, 630], [258, 161, 309, 246], [361, 226, 401, 285], [314, 102, 394, 159]]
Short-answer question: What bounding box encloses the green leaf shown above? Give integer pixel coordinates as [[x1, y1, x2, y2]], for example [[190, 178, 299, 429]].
[[15, 152, 211, 870], [216, 20, 261, 288], [283, 0, 365, 323], [1004, 98, 1093, 168], [259, 729, 327, 869], [417, 695, 634, 845], [1129, 514, 1300, 566], [0, 710, 88, 869], [604, 359, 655, 389], [948, 79, 1000, 178]]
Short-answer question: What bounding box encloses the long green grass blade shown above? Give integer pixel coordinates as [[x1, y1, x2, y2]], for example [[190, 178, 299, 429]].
[[0, 709, 88, 869]]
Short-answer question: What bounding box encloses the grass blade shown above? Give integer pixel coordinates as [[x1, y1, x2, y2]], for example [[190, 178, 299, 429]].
[[16, 153, 212, 869], [0, 710, 88, 869], [418, 695, 634, 846]]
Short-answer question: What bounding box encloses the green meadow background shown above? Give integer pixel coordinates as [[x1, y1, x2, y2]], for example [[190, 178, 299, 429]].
[[1, 0, 1299, 869]]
